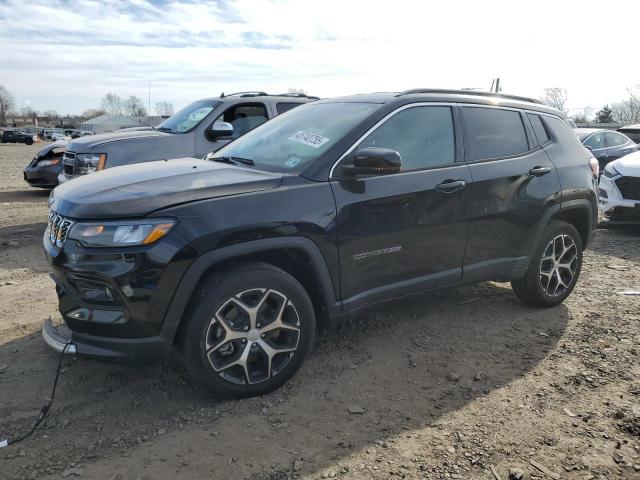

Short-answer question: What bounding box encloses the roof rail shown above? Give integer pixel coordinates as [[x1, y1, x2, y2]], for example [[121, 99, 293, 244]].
[[273, 93, 320, 100], [220, 91, 268, 98], [219, 91, 319, 100], [395, 88, 542, 104]]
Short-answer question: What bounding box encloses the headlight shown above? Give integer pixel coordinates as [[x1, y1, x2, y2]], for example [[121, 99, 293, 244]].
[[603, 163, 620, 178], [68, 219, 175, 247], [38, 158, 61, 167], [75, 153, 106, 174]]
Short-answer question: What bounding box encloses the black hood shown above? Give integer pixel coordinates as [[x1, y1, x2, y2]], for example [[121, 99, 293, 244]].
[[50, 158, 283, 219]]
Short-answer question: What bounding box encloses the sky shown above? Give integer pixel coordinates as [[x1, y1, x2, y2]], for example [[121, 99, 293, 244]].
[[1, 0, 638, 116]]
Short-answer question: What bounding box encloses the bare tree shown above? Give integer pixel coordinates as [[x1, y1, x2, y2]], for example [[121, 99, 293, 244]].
[[43, 109, 59, 118], [611, 87, 640, 125], [155, 101, 174, 116], [0, 85, 15, 126], [541, 88, 568, 114], [20, 106, 36, 117], [123, 96, 147, 117], [82, 108, 105, 119], [101, 93, 123, 115]]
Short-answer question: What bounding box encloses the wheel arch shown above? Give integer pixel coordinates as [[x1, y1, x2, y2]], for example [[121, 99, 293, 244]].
[[526, 199, 595, 262], [165, 237, 340, 345], [552, 199, 595, 248]]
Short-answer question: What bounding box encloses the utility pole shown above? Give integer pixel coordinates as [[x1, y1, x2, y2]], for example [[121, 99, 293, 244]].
[[148, 81, 151, 126]]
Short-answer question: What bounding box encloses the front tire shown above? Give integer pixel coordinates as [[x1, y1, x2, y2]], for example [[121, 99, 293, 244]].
[[181, 262, 316, 398], [512, 221, 583, 307]]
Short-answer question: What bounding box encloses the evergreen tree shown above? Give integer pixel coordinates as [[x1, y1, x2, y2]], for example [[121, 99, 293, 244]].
[[595, 105, 614, 123]]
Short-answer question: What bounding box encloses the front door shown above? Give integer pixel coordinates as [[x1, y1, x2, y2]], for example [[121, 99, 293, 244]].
[[330, 105, 472, 310], [195, 102, 270, 157]]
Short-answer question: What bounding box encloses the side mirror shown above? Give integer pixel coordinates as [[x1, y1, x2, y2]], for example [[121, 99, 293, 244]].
[[205, 121, 233, 141], [584, 145, 593, 151], [341, 147, 401, 176]]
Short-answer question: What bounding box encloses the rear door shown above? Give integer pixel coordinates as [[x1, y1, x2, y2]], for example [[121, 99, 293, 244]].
[[331, 104, 472, 309], [460, 106, 561, 281], [604, 131, 639, 163]]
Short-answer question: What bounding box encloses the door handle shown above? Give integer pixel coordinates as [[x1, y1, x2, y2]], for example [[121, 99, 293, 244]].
[[528, 166, 551, 177], [435, 179, 467, 193]]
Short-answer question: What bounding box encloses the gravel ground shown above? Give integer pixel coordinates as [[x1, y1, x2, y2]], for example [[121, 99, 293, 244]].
[[0, 142, 639, 480]]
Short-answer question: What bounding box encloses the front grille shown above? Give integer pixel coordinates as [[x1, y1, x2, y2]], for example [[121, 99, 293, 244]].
[[47, 211, 74, 247], [63, 151, 76, 175], [616, 176, 640, 201]]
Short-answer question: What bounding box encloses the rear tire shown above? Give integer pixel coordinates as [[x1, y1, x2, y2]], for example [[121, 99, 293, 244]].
[[25, 138, 33, 145], [180, 262, 315, 398], [512, 220, 583, 308]]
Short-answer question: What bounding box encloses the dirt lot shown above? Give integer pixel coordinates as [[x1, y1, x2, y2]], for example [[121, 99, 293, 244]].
[[0, 142, 639, 480]]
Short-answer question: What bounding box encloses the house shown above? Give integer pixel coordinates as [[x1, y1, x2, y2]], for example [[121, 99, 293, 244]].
[[80, 114, 142, 134]]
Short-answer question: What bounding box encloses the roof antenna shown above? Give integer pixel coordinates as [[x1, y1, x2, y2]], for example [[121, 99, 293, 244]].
[[220, 92, 225, 98]]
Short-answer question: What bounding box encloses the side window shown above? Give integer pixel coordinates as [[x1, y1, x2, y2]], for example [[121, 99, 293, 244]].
[[605, 132, 628, 148], [216, 103, 268, 138], [276, 102, 301, 114], [463, 107, 529, 161], [528, 114, 551, 145], [584, 132, 604, 150], [356, 106, 455, 170]]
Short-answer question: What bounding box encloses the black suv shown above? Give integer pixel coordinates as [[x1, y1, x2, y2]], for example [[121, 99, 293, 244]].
[[43, 89, 598, 397], [1, 129, 35, 145]]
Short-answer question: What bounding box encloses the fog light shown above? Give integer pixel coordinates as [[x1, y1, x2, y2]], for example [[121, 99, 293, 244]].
[[68, 308, 91, 321]]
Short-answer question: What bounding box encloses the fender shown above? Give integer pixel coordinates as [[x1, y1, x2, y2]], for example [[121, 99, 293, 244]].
[[160, 236, 340, 342]]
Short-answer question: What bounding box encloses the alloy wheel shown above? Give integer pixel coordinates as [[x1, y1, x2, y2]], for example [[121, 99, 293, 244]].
[[539, 234, 578, 297], [205, 288, 301, 385]]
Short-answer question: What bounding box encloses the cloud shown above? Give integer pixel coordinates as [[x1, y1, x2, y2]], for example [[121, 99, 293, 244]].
[[0, 0, 639, 114]]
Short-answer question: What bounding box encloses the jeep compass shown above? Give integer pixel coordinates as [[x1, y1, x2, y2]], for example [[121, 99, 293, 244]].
[[43, 89, 599, 397]]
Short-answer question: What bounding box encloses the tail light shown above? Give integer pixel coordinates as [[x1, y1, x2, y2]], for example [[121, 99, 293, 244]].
[[588, 157, 599, 178]]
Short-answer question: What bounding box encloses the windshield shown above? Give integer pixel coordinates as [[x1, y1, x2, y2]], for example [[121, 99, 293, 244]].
[[213, 102, 379, 172], [156, 99, 221, 134]]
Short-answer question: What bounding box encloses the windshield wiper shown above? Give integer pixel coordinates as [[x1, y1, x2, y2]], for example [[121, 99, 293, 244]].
[[211, 156, 255, 166], [156, 126, 173, 133]]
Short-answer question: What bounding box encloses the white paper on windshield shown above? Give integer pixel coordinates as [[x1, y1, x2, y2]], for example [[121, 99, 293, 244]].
[[288, 131, 330, 149]]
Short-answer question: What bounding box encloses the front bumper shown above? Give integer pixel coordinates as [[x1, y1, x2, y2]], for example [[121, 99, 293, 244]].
[[43, 221, 199, 363], [23, 162, 62, 188], [42, 316, 178, 363], [598, 175, 640, 223]]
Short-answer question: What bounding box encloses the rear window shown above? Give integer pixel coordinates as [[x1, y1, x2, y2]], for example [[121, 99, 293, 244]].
[[528, 114, 551, 145], [463, 107, 529, 161], [276, 102, 301, 114]]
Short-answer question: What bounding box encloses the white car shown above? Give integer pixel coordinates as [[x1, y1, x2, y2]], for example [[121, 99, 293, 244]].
[[599, 150, 640, 223], [51, 132, 69, 141]]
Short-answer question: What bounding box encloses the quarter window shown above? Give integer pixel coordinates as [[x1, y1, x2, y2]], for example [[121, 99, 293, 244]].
[[215, 103, 268, 138], [605, 132, 628, 148], [276, 102, 301, 114], [356, 106, 455, 170], [463, 107, 529, 161], [528, 114, 551, 145], [584, 132, 604, 150]]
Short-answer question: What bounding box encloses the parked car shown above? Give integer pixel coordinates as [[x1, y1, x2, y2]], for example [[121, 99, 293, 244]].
[[42, 89, 598, 397], [51, 132, 69, 141], [574, 128, 639, 171], [23, 141, 67, 189], [1, 129, 35, 145], [618, 124, 640, 144], [58, 92, 318, 184], [599, 150, 640, 224]]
